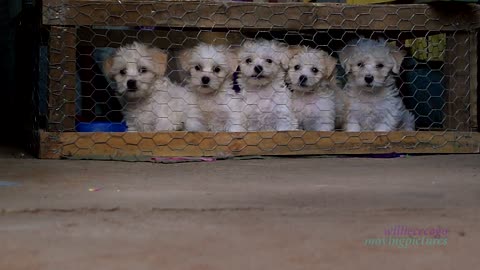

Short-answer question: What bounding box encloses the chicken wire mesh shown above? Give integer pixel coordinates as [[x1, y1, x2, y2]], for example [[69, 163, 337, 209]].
[[38, 1, 480, 159]]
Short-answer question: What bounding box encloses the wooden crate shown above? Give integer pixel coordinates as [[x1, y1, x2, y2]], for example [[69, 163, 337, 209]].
[[40, 0, 480, 160]]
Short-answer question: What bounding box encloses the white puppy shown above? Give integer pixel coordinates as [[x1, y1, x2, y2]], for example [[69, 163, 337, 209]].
[[235, 39, 298, 131], [103, 42, 189, 132], [339, 38, 415, 132], [179, 43, 240, 131], [287, 46, 341, 131]]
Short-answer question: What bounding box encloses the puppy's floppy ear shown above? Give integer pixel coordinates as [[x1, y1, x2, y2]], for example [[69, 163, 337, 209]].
[[286, 45, 304, 55], [389, 49, 406, 74], [214, 44, 239, 73], [149, 47, 168, 76], [286, 45, 304, 67], [323, 52, 338, 81], [242, 39, 256, 50], [178, 48, 192, 72], [103, 56, 114, 78], [272, 42, 291, 70], [338, 45, 355, 74], [226, 48, 240, 73]]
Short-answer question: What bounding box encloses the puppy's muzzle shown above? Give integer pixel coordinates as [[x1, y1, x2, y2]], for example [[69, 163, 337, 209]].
[[127, 80, 137, 92], [364, 75, 374, 85], [201, 76, 210, 86], [299, 75, 308, 87]]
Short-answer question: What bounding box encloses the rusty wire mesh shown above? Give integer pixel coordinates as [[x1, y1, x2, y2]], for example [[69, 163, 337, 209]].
[[39, 0, 480, 160]]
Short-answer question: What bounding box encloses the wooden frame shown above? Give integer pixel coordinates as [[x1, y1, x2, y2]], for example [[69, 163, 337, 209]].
[[43, 1, 480, 31], [39, 131, 480, 160], [48, 26, 77, 131], [444, 31, 477, 131], [40, 1, 480, 159]]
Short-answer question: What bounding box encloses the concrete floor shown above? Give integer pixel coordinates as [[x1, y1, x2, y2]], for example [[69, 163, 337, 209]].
[[0, 153, 479, 269]]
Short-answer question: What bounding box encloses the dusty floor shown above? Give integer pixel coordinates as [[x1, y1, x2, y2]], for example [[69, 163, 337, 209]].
[[0, 153, 479, 269]]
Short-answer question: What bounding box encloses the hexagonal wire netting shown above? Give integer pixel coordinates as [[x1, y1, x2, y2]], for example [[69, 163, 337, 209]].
[[39, 1, 479, 160]]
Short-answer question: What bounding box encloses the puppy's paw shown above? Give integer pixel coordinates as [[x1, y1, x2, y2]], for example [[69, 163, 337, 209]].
[[315, 123, 335, 132], [276, 121, 298, 131], [374, 123, 393, 132], [227, 125, 247, 133], [185, 118, 207, 132], [346, 122, 361, 132]]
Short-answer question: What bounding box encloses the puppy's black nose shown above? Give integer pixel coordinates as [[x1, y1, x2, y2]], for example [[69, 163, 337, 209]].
[[299, 75, 308, 86], [364, 75, 374, 84], [254, 65, 263, 74], [127, 80, 137, 91], [201, 76, 210, 85]]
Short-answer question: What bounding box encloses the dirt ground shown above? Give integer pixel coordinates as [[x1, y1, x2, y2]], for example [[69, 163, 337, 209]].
[[0, 152, 479, 269]]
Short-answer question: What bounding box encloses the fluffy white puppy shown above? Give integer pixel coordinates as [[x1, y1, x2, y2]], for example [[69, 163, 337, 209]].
[[235, 39, 298, 131], [103, 42, 189, 132], [339, 38, 415, 132], [287, 46, 342, 131], [179, 43, 240, 131]]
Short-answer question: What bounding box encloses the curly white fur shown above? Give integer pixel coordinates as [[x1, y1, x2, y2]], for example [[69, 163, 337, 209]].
[[235, 39, 298, 131], [103, 42, 190, 132], [179, 43, 241, 132], [339, 38, 415, 132], [287, 46, 343, 131]]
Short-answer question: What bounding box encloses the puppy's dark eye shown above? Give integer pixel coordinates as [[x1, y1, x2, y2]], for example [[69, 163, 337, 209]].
[[213, 66, 221, 73], [376, 63, 384, 69], [246, 58, 252, 64], [266, 59, 273, 64], [120, 69, 126, 76], [139, 67, 147, 73], [294, 65, 300, 71], [357, 62, 364, 67], [311, 67, 319, 73], [194, 65, 201, 71]]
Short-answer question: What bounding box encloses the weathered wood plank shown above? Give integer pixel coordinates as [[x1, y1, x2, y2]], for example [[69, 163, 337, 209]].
[[43, 1, 480, 31], [470, 31, 478, 130], [444, 32, 475, 131], [39, 131, 480, 159], [48, 26, 77, 131], [39, 131, 64, 159], [76, 27, 245, 49]]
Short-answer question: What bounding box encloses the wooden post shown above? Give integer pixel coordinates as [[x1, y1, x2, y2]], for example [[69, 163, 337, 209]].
[[470, 31, 478, 131], [48, 26, 77, 131], [444, 31, 474, 131]]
